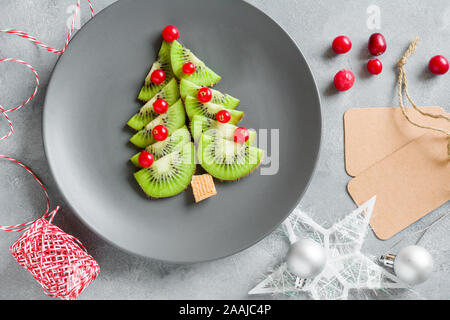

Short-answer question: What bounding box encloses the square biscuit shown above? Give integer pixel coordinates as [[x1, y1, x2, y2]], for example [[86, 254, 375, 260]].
[[191, 174, 217, 202]]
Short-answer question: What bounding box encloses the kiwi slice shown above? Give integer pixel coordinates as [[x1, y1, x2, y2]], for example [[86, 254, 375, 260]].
[[130, 126, 191, 167], [130, 99, 186, 148], [185, 96, 243, 125], [138, 40, 174, 101], [179, 79, 240, 109], [198, 135, 264, 180], [134, 142, 196, 198], [190, 115, 256, 145], [128, 79, 180, 131], [171, 40, 221, 86]]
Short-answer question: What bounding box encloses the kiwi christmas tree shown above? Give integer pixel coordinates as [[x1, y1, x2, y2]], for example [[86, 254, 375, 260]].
[[127, 25, 264, 198]]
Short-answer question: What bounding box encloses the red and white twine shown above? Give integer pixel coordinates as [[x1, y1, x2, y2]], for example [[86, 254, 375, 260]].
[[0, 0, 93, 54], [0, 1, 99, 300], [0, 155, 100, 300], [0, 154, 50, 232], [0, 0, 93, 140], [0, 59, 39, 141]]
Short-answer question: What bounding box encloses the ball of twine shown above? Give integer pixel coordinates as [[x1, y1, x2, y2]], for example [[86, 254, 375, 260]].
[[10, 210, 100, 300], [0, 1, 99, 300], [0, 155, 100, 300], [0, 0, 94, 141]]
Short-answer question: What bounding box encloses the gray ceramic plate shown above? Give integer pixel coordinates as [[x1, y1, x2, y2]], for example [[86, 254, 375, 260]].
[[43, 0, 321, 263]]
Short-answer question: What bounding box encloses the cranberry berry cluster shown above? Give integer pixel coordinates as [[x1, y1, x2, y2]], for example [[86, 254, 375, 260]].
[[331, 33, 449, 92]]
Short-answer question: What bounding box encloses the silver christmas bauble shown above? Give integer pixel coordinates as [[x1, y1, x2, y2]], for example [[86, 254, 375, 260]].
[[286, 239, 327, 278], [394, 245, 433, 285]]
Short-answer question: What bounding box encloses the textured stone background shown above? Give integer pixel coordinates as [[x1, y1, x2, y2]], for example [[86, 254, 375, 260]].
[[0, 0, 448, 299]]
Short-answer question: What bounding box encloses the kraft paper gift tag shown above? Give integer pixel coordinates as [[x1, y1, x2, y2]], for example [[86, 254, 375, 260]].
[[347, 133, 450, 240], [344, 106, 446, 176]]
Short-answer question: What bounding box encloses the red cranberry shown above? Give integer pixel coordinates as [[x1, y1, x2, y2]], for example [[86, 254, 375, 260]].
[[234, 127, 249, 144], [153, 98, 169, 114], [367, 59, 383, 75], [162, 25, 179, 42], [150, 69, 166, 84], [182, 62, 196, 75], [216, 110, 231, 123], [138, 151, 154, 168], [332, 36, 352, 54], [197, 87, 212, 103], [152, 125, 169, 141], [334, 69, 355, 91], [368, 33, 386, 56], [429, 55, 449, 75]]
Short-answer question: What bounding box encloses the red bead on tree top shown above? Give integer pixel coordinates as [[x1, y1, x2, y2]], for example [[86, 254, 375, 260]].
[[162, 25, 179, 42]]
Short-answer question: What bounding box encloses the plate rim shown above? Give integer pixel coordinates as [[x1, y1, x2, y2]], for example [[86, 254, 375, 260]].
[[42, 0, 322, 263]]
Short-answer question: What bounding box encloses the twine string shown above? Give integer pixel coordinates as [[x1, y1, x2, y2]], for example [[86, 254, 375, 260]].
[[381, 38, 450, 256], [387, 211, 450, 252], [0, 58, 39, 112], [0, 155, 55, 232], [0, 0, 94, 141], [0, 0, 95, 230], [0, 105, 14, 141], [0, 0, 93, 54], [0, 2, 99, 300], [397, 37, 450, 158]]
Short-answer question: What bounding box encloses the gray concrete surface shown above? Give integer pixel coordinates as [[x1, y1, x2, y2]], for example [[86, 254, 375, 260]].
[[0, 0, 448, 299]]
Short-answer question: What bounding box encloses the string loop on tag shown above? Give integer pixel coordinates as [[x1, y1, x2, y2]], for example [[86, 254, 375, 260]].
[[397, 37, 450, 158]]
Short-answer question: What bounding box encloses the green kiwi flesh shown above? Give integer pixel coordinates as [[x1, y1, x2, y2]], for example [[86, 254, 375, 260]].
[[190, 115, 255, 145], [184, 96, 243, 125], [134, 142, 196, 198], [128, 79, 180, 131], [130, 126, 191, 167], [138, 40, 174, 101], [179, 79, 240, 109], [198, 135, 264, 181], [171, 40, 221, 86], [130, 99, 186, 148]]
